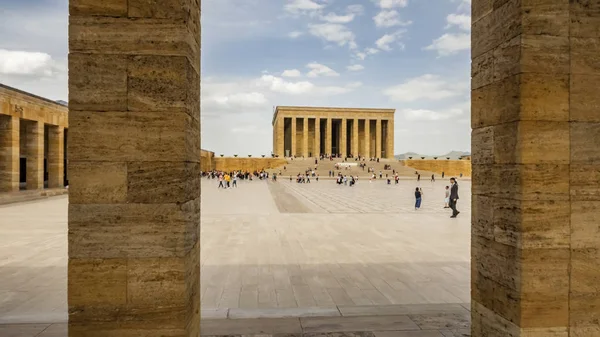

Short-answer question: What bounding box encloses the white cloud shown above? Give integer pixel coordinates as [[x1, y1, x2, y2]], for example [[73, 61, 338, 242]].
[[446, 13, 470, 31], [308, 23, 357, 49], [0, 49, 64, 76], [306, 62, 339, 77], [425, 33, 470, 56], [402, 107, 464, 121], [282, 69, 302, 77], [383, 74, 467, 102], [375, 31, 406, 51], [320, 12, 356, 24], [288, 31, 303, 38], [347, 64, 364, 71], [259, 75, 315, 94], [373, 10, 412, 28], [373, 0, 409, 8], [284, 0, 325, 14], [213, 92, 267, 106], [347, 4, 365, 14]]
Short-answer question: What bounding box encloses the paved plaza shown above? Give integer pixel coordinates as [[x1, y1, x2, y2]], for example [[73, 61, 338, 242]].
[[0, 178, 471, 335]]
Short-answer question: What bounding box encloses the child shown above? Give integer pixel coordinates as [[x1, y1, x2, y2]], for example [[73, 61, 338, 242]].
[[444, 186, 450, 208]]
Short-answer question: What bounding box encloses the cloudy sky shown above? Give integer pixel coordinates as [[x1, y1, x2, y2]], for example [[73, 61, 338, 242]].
[[0, 0, 472, 156]]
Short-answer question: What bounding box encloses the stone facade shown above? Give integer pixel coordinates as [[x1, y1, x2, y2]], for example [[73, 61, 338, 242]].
[[213, 157, 287, 172], [67, 0, 201, 336], [471, 1, 600, 336], [272, 106, 395, 159], [201, 149, 215, 172], [0, 84, 68, 192], [401, 159, 472, 177]]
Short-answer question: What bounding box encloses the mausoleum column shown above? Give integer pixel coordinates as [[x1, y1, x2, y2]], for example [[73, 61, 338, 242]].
[[352, 118, 359, 158], [314, 118, 320, 157], [68, 0, 201, 336], [303, 117, 309, 157], [386, 119, 394, 159], [276, 116, 284, 157], [340, 118, 347, 158], [0, 115, 20, 192], [375, 119, 382, 159], [471, 1, 599, 337], [364, 119, 370, 158], [47, 126, 64, 188], [26, 121, 44, 190], [325, 118, 332, 156], [291, 117, 297, 157]]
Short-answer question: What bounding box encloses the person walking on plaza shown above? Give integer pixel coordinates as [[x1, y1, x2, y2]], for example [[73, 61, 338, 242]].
[[431, 174, 435, 182], [415, 187, 422, 210], [232, 174, 237, 188], [449, 178, 460, 218], [218, 174, 224, 189], [444, 186, 450, 208]]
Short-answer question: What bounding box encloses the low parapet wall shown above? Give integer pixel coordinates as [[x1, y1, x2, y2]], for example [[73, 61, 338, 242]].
[[213, 158, 287, 172], [400, 159, 471, 177]]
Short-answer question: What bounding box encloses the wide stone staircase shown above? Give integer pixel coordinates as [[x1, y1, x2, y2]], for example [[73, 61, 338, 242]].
[[266, 157, 437, 179]]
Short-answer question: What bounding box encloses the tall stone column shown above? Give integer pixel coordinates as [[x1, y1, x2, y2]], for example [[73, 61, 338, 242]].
[[352, 118, 359, 158], [0, 115, 20, 192], [325, 118, 332, 156], [375, 119, 382, 159], [364, 119, 370, 158], [303, 117, 309, 157], [340, 118, 347, 158], [26, 121, 44, 190], [314, 118, 320, 157], [386, 119, 394, 159], [68, 1, 200, 336], [471, 2, 600, 337], [275, 116, 284, 157], [47, 126, 64, 188], [291, 117, 297, 157]]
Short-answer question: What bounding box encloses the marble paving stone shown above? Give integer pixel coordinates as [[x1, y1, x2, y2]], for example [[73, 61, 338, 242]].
[[303, 333, 375, 337], [338, 304, 469, 317], [200, 318, 303, 335], [407, 313, 470, 330], [0, 180, 471, 322], [300, 316, 420, 333], [37, 323, 68, 336], [202, 308, 229, 319], [439, 329, 470, 337], [374, 331, 444, 337], [0, 324, 50, 337], [228, 307, 341, 319]]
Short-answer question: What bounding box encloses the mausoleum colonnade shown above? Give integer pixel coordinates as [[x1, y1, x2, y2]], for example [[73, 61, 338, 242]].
[[0, 84, 68, 192], [272, 106, 395, 159]]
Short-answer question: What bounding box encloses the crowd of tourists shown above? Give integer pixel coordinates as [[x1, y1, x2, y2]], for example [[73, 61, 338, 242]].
[[202, 170, 270, 189]]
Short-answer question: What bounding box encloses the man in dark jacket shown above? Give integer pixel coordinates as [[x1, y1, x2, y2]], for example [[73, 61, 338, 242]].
[[449, 177, 460, 218]]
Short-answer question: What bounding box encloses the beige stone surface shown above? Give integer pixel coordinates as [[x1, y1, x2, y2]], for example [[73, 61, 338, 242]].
[[471, 1, 600, 336], [401, 160, 471, 177], [67, 0, 200, 335], [25, 121, 44, 190], [0, 115, 20, 192]]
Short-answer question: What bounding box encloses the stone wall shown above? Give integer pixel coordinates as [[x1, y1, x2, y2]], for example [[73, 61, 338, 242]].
[[213, 157, 287, 172], [401, 159, 471, 177], [200, 149, 214, 172]]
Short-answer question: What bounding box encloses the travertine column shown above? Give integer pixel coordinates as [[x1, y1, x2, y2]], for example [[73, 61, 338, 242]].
[[26, 121, 44, 190], [291, 117, 297, 157], [352, 118, 359, 158], [386, 119, 394, 159], [340, 118, 347, 158], [68, 1, 200, 336], [364, 119, 370, 158], [375, 119, 382, 159], [325, 118, 332, 155], [47, 126, 64, 188], [0, 115, 20, 192], [275, 116, 284, 157], [314, 118, 320, 157], [471, 2, 599, 337], [303, 117, 309, 157]]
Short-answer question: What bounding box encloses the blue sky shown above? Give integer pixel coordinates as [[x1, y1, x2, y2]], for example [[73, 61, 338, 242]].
[[0, 0, 472, 156]]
